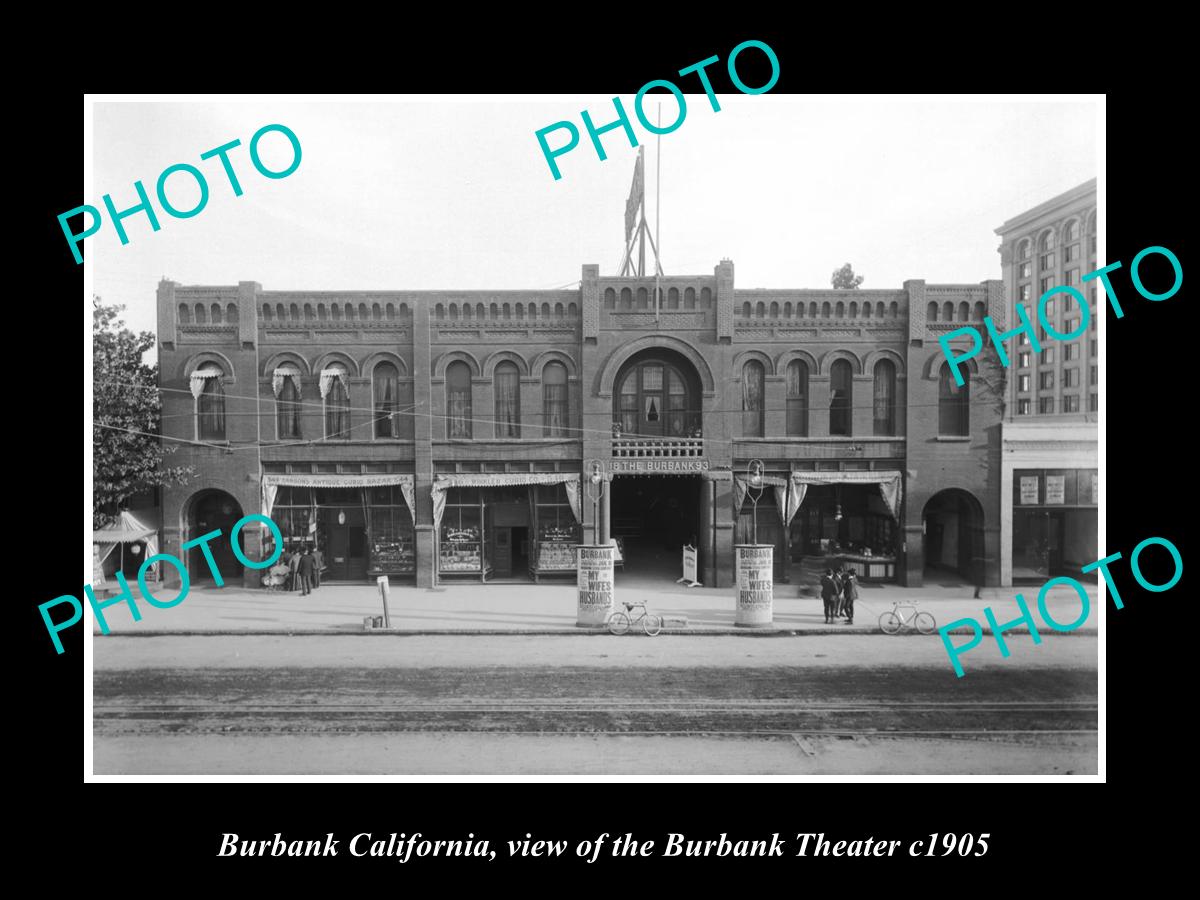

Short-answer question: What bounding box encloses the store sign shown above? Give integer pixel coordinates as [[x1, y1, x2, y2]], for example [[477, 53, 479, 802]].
[[677, 544, 701, 587], [1019, 476, 1039, 505], [1045, 475, 1066, 505], [610, 458, 710, 474]]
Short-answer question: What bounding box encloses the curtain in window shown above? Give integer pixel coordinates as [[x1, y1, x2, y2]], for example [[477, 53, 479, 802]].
[[322, 367, 350, 439], [543, 362, 567, 437], [495, 363, 520, 437], [786, 360, 808, 436], [374, 363, 400, 438], [197, 377, 226, 440], [829, 359, 852, 436], [447, 362, 472, 438], [873, 360, 896, 436], [277, 377, 301, 439], [742, 361, 764, 437]]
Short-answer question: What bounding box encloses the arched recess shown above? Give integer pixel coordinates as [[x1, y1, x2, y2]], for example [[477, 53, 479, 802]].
[[481, 349, 530, 378], [182, 488, 247, 582], [261, 351, 311, 378], [178, 351, 237, 383], [861, 348, 907, 375], [312, 352, 361, 377], [530, 349, 578, 378], [922, 488, 986, 584], [817, 348, 864, 376], [922, 350, 978, 380], [432, 350, 482, 379], [596, 335, 716, 398], [774, 349, 819, 375], [612, 347, 704, 438], [732, 348, 775, 376], [360, 351, 409, 377]]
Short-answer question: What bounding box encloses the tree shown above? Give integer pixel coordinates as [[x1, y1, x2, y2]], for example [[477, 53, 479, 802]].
[[93, 296, 192, 528], [830, 263, 864, 289]]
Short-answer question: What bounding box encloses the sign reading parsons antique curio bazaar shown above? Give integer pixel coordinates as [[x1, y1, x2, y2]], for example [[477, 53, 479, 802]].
[[610, 459, 710, 473]]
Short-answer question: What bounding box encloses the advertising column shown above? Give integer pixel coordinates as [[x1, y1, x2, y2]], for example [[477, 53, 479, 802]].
[[734, 544, 773, 627], [576, 544, 614, 626]]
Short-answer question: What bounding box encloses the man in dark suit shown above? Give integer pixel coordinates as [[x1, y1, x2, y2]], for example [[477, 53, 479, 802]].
[[841, 568, 859, 625], [312, 547, 324, 589], [297, 546, 317, 596], [820, 568, 838, 625]]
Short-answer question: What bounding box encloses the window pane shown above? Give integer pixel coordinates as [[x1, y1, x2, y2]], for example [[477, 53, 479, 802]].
[[543, 362, 568, 438], [447, 362, 472, 438], [495, 362, 520, 438], [786, 361, 808, 436], [374, 363, 399, 438], [938, 364, 969, 435], [742, 361, 764, 437], [829, 360, 852, 436], [872, 360, 895, 436], [199, 379, 226, 440]]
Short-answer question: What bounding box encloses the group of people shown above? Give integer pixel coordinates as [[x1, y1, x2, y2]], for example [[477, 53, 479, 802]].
[[265, 545, 325, 595], [820, 566, 859, 625]]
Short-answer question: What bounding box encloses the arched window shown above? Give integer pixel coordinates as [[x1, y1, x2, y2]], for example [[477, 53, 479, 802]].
[[543, 361, 568, 438], [862, 302, 871, 318], [829, 359, 852, 436], [374, 362, 401, 439], [668, 287, 680, 309], [636, 287, 648, 309], [494, 361, 520, 438], [973, 301, 986, 319], [786, 360, 809, 437], [742, 360, 765, 437], [822, 302, 831, 317], [684, 287, 696, 309], [211, 303, 223, 324], [958, 301, 969, 321], [604, 288, 616, 308], [274, 364, 302, 440], [927, 301, 939, 322], [943, 301, 954, 321], [615, 358, 696, 438], [742, 302, 752, 318], [876, 302, 885, 318], [873, 359, 896, 436], [178, 303, 191, 324], [1065, 220, 1080, 242], [938, 362, 969, 436], [769, 302, 779, 318], [193, 366, 225, 441], [620, 288, 632, 310], [835, 301, 845, 318], [262, 304, 273, 322], [889, 302, 898, 318], [226, 303, 238, 323], [447, 361, 472, 439], [849, 302, 858, 319], [810, 302, 818, 318], [756, 302, 766, 318], [322, 364, 351, 440], [195, 304, 207, 324], [700, 287, 712, 306], [1040, 229, 1056, 252]]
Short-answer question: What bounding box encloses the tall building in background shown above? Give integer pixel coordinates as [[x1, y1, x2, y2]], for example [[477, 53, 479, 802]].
[[995, 179, 1098, 585]]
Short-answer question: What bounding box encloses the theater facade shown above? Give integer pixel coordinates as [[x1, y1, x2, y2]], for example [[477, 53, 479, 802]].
[[155, 260, 1004, 590]]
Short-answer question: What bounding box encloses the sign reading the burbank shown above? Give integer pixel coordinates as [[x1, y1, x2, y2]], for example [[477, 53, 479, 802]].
[[610, 458, 710, 473]]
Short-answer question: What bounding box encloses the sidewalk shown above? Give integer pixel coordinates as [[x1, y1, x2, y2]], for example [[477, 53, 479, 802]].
[[93, 575, 1100, 636]]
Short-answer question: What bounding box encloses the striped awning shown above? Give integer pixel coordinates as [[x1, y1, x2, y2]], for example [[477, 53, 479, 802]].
[[189, 366, 223, 399]]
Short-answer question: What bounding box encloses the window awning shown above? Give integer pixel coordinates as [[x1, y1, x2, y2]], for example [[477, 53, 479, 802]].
[[319, 367, 349, 399], [189, 366, 222, 399], [733, 469, 904, 523], [261, 472, 414, 519], [432, 472, 581, 532], [272, 364, 302, 398]]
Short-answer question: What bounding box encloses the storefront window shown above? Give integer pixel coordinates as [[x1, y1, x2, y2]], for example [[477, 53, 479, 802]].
[[367, 485, 414, 575], [1012, 468, 1098, 581], [534, 484, 580, 574], [440, 488, 487, 576]]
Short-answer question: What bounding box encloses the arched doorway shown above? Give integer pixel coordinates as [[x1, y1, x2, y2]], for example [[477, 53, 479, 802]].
[[922, 489, 984, 585], [185, 489, 246, 583], [609, 349, 705, 581]]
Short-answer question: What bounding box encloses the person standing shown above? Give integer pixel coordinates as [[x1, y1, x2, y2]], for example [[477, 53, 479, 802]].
[[287, 547, 301, 591], [312, 546, 324, 589], [832, 566, 845, 618], [820, 568, 838, 625], [841, 568, 859, 625], [297, 546, 317, 596]]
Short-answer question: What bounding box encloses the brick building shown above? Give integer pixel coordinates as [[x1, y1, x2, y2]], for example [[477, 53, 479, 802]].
[[994, 179, 1098, 585], [154, 260, 1005, 591]]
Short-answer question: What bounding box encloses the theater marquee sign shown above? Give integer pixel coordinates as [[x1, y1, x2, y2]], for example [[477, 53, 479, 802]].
[[610, 458, 710, 474]]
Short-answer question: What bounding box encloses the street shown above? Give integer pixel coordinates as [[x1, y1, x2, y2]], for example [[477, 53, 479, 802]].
[[93, 633, 1097, 775]]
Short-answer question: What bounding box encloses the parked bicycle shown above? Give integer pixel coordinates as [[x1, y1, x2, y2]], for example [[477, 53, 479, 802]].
[[608, 601, 662, 636], [878, 601, 937, 635]]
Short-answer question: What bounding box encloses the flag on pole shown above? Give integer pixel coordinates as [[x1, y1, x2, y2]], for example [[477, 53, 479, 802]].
[[624, 146, 644, 244]]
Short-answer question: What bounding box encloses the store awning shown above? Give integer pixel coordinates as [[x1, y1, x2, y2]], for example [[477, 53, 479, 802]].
[[93, 510, 159, 564], [431, 472, 581, 532], [271, 364, 302, 398], [261, 472, 415, 519], [733, 470, 904, 525]]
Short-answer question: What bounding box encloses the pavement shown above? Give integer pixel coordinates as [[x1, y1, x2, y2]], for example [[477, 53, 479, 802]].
[[92, 572, 1101, 636]]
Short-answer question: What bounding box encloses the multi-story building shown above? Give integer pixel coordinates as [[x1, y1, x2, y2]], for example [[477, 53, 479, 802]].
[[995, 178, 1098, 585], [154, 260, 1005, 591]]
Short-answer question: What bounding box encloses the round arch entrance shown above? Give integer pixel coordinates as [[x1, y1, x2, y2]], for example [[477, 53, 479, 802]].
[[922, 489, 985, 584], [184, 489, 246, 583]]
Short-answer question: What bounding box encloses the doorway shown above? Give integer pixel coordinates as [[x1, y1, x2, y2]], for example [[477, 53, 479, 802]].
[[321, 505, 367, 581], [186, 489, 246, 583], [610, 475, 702, 579]]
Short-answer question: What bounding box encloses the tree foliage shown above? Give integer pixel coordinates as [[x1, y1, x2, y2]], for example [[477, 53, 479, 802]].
[[830, 263, 864, 290], [93, 297, 192, 528]]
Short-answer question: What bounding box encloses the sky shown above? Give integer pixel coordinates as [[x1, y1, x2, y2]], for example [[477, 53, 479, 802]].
[[91, 97, 1099, 343]]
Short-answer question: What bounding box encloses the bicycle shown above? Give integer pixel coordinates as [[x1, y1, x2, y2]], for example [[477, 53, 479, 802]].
[[608, 601, 662, 636], [878, 601, 937, 635]]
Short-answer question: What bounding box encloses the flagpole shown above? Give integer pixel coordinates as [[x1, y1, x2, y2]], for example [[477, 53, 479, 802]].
[[654, 103, 662, 325]]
